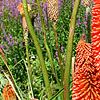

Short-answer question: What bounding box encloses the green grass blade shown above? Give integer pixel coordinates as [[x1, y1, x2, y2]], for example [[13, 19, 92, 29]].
[[50, 88, 64, 100]]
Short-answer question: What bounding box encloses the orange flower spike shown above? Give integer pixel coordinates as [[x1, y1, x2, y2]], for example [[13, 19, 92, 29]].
[[72, 39, 100, 100], [17, 3, 31, 16], [91, 0, 100, 70], [3, 84, 16, 100]]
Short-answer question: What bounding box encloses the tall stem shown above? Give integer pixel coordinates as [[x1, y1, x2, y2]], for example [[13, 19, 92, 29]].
[[25, 31, 34, 98], [53, 23, 64, 100], [87, 7, 91, 43], [37, 0, 58, 83], [64, 0, 80, 100], [53, 23, 64, 87], [22, 0, 52, 99]]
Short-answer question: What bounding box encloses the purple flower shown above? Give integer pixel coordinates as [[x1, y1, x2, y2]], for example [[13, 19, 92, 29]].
[[0, 1, 2, 6], [1, 36, 9, 50], [0, 45, 6, 52], [8, 34, 14, 46], [15, 0, 18, 5], [8, 34, 13, 41], [83, 28, 85, 34], [19, 0, 22, 3], [84, 21, 87, 28], [40, 3, 43, 7], [0, 66, 2, 69], [15, 42, 18, 45], [42, 8, 46, 15], [45, 3, 48, 7], [72, 0, 74, 8], [56, 51, 58, 57], [1, 22, 3, 29], [33, 0, 35, 5], [34, 22, 36, 27], [83, 18, 87, 28], [77, 19, 81, 24], [6, 0, 9, 7], [81, 0, 83, 6], [0, 12, 3, 16], [21, 42, 24, 46], [58, 0, 63, 11], [61, 46, 64, 52], [41, 28, 43, 32], [0, 45, 4, 49], [85, 11, 87, 20], [76, 18, 81, 27], [3, 29, 7, 37], [14, 9, 19, 17], [6, 37, 12, 46]]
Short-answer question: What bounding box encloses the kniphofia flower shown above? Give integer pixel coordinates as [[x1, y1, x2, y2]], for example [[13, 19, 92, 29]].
[[72, 40, 100, 99], [47, 0, 58, 24], [17, 3, 31, 16], [3, 83, 16, 100], [82, 0, 92, 7], [17, 3, 31, 39], [91, 0, 100, 71]]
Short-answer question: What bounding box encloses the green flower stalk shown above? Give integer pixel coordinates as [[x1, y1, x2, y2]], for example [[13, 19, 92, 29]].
[[53, 23, 64, 87], [86, 7, 91, 43], [25, 32, 34, 98], [47, 0, 64, 87], [64, 0, 80, 100], [36, 0, 58, 83], [17, 3, 34, 98], [22, 0, 52, 99]]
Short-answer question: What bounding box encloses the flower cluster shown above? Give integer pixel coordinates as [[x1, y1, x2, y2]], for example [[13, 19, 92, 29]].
[[91, 0, 100, 70], [0, 28, 18, 54], [72, 40, 100, 99], [3, 83, 16, 100]]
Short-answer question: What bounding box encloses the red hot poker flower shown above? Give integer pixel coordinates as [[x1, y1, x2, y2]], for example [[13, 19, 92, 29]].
[[91, 0, 100, 70], [3, 83, 16, 100], [72, 40, 100, 100]]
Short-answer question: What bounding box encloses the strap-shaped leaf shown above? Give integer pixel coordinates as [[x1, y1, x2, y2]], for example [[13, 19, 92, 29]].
[[50, 88, 64, 100]]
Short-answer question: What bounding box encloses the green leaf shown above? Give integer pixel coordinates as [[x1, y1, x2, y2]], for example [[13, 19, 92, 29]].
[[50, 88, 64, 100]]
